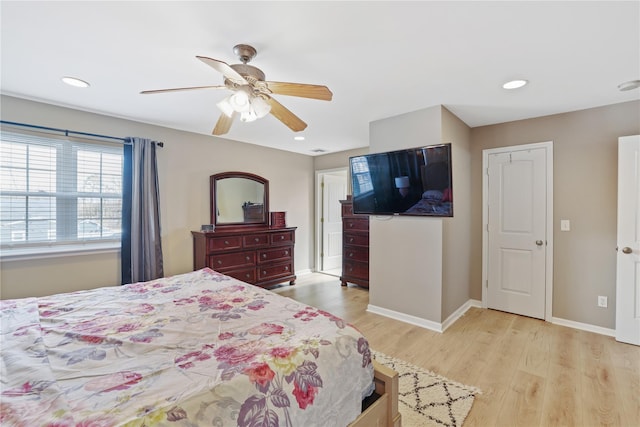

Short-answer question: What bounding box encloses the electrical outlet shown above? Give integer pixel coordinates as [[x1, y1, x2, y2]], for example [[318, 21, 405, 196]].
[[598, 296, 608, 308]]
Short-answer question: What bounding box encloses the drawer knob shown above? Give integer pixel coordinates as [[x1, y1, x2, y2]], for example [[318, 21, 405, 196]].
[[263, 270, 267, 275], [217, 260, 222, 265], [224, 240, 229, 245], [262, 254, 267, 258], [284, 266, 289, 271], [280, 236, 284, 240], [284, 250, 289, 255], [246, 256, 251, 261], [349, 252, 354, 257], [349, 237, 354, 243], [255, 237, 260, 242], [246, 273, 251, 279]]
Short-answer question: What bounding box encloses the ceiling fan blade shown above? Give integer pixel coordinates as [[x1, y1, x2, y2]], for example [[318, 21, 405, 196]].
[[266, 98, 308, 132], [140, 85, 226, 95], [197, 56, 248, 85], [265, 81, 333, 101], [212, 112, 235, 136]]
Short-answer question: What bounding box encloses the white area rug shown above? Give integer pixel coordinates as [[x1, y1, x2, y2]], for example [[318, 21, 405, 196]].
[[372, 351, 481, 427]]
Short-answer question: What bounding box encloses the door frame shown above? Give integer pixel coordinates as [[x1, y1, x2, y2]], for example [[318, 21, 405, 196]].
[[481, 141, 554, 321], [315, 167, 348, 272]]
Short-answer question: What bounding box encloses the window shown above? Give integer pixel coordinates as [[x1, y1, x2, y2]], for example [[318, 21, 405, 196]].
[[351, 156, 374, 196], [0, 129, 123, 251]]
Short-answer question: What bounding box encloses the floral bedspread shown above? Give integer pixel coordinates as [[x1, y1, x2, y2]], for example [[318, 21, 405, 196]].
[[0, 268, 374, 427]]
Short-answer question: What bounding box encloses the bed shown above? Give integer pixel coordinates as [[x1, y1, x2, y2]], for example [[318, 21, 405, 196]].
[[404, 189, 453, 216], [1, 268, 400, 427]]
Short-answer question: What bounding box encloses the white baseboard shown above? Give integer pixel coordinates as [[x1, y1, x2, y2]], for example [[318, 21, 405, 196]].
[[364, 294, 616, 338], [367, 304, 444, 333], [295, 269, 313, 276], [551, 316, 616, 337], [367, 299, 483, 333], [441, 299, 482, 331]]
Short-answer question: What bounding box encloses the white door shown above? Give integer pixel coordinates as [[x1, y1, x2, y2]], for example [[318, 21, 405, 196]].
[[484, 144, 551, 320], [616, 135, 640, 345], [321, 172, 347, 271]]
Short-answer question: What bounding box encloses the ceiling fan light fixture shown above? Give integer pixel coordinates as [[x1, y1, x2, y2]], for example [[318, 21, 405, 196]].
[[252, 96, 271, 118], [229, 90, 251, 112], [216, 96, 235, 117], [240, 110, 258, 123]]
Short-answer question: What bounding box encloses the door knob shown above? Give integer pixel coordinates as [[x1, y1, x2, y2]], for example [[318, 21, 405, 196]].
[[621, 247, 633, 254], [535, 240, 544, 246]]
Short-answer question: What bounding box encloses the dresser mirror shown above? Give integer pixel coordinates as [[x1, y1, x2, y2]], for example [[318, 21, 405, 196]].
[[210, 172, 269, 228]]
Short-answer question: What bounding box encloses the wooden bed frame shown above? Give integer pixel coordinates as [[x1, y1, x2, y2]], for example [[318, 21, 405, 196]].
[[349, 360, 402, 427]]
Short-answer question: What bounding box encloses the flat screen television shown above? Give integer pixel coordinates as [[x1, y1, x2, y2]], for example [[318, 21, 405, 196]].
[[349, 143, 453, 217]]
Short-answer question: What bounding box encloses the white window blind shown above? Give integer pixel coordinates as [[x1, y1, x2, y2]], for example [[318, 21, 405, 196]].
[[0, 129, 123, 249]]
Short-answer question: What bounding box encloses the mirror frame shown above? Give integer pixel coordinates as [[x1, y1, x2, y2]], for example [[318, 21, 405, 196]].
[[210, 171, 269, 229]]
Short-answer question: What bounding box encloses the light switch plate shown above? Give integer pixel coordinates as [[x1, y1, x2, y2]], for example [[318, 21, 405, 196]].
[[560, 219, 570, 231]]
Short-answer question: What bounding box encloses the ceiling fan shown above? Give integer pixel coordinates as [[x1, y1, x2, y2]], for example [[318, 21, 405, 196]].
[[140, 44, 333, 136]]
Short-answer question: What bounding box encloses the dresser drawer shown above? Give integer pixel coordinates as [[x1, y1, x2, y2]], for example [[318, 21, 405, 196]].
[[193, 227, 296, 288], [258, 262, 293, 281], [208, 251, 255, 270], [344, 218, 368, 231], [343, 260, 369, 280], [223, 267, 256, 283], [343, 246, 369, 262], [258, 247, 293, 264], [208, 236, 243, 252], [342, 203, 354, 217], [271, 230, 294, 245], [243, 233, 269, 248], [343, 232, 369, 247]]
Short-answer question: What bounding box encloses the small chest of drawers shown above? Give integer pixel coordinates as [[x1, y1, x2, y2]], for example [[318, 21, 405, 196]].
[[192, 227, 296, 288], [340, 197, 369, 288]]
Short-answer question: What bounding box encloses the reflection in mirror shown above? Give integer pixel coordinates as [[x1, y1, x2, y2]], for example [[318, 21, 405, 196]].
[[211, 172, 269, 228], [216, 178, 264, 223]]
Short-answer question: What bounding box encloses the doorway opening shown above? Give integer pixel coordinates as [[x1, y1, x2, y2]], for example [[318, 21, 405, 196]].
[[315, 168, 348, 277]]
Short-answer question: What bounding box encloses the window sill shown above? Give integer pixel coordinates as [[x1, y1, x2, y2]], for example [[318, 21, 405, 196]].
[[0, 242, 120, 262]]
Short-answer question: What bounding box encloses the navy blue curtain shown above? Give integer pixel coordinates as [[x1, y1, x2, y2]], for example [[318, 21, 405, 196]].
[[122, 144, 133, 284], [121, 137, 163, 284]]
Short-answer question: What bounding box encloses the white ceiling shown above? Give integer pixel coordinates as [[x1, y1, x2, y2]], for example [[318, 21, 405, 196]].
[[1, 1, 639, 156]]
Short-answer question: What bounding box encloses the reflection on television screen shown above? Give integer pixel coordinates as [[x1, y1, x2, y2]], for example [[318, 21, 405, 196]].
[[350, 143, 453, 217]]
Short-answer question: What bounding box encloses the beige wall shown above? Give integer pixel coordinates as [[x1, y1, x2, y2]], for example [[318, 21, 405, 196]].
[[314, 147, 368, 171], [440, 107, 472, 319], [470, 100, 640, 328], [370, 217, 443, 321], [368, 105, 473, 324], [314, 147, 368, 196], [0, 95, 314, 299]]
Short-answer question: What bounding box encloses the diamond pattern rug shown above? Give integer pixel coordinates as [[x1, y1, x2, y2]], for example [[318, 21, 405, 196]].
[[372, 351, 481, 427]]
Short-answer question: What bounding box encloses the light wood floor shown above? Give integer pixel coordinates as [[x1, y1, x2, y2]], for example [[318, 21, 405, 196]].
[[271, 273, 640, 427]]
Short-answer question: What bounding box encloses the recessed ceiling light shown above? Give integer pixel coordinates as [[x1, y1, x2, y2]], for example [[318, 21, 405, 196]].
[[618, 80, 640, 91], [503, 79, 528, 90], [294, 136, 305, 141], [61, 76, 90, 88]]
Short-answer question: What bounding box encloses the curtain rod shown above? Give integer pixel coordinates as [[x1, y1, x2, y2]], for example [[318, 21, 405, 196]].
[[0, 120, 164, 147]]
